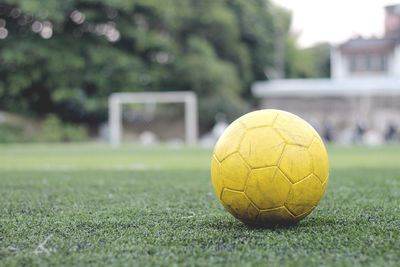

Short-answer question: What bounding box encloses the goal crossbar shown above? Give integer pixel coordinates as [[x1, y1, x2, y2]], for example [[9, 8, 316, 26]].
[[109, 91, 198, 146]]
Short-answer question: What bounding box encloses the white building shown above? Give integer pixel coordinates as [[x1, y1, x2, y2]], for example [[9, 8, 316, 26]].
[[332, 4, 400, 79], [252, 4, 400, 143]]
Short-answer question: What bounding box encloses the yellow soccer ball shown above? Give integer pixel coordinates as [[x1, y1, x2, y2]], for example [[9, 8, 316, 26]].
[[211, 109, 329, 225]]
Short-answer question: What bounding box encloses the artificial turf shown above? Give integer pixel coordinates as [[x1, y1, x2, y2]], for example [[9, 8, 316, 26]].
[[0, 143, 399, 266]]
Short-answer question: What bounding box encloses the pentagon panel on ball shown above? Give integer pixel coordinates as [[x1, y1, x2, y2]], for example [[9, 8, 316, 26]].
[[245, 167, 291, 210], [238, 109, 277, 129], [273, 111, 316, 147], [221, 189, 259, 222], [285, 174, 325, 217], [213, 120, 246, 162], [218, 153, 250, 192], [239, 127, 285, 168], [211, 109, 329, 226], [279, 145, 312, 184]]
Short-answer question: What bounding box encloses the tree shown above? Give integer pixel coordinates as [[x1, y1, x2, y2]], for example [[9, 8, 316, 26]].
[[0, 0, 292, 128], [285, 36, 331, 79]]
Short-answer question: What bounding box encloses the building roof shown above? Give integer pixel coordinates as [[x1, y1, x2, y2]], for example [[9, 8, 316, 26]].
[[339, 37, 396, 54], [252, 78, 400, 98]]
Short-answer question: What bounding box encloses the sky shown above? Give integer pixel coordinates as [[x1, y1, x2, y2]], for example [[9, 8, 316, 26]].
[[273, 0, 400, 47]]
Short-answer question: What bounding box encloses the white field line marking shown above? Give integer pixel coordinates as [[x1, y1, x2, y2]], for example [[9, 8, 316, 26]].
[[34, 234, 53, 255]]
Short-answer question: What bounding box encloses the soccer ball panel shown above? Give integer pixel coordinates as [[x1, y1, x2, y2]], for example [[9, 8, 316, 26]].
[[285, 174, 324, 216], [213, 120, 247, 162], [258, 206, 295, 224], [238, 110, 278, 129], [239, 127, 285, 168], [219, 153, 250, 191], [245, 167, 291, 210], [294, 207, 316, 221], [279, 145, 312, 183], [309, 137, 330, 184], [211, 154, 223, 200], [322, 179, 328, 195], [221, 189, 259, 221], [273, 112, 315, 147]]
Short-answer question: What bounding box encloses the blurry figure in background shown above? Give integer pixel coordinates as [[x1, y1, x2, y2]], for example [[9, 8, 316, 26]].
[[200, 113, 228, 146], [353, 121, 367, 144], [323, 122, 333, 142], [0, 111, 6, 123], [212, 113, 228, 138], [385, 123, 398, 142], [364, 128, 384, 146], [338, 127, 355, 145], [99, 123, 109, 142], [138, 131, 159, 145]]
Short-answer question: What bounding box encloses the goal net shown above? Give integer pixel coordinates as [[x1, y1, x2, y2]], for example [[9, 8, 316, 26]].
[[108, 91, 198, 146]]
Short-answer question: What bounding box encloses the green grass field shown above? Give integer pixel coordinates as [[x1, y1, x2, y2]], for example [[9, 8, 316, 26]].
[[1, 143, 399, 266]]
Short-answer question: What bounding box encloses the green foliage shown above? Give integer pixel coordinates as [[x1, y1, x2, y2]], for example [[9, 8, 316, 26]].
[[39, 114, 88, 142], [62, 124, 89, 142], [0, 0, 288, 128], [199, 94, 248, 128], [305, 42, 331, 78], [0, 123, 30, 143], [0, 144, 399, 265], [173, 37, 248, 126], [285, 38, 331, 78], [39, 115, 64, 142]]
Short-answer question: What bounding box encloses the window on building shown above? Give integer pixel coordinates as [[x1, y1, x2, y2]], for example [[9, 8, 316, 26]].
[[349, 54, 388, 73]]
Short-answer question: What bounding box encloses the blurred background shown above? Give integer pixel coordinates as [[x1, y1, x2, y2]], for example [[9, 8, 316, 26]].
[[0, 0, 399, 146]]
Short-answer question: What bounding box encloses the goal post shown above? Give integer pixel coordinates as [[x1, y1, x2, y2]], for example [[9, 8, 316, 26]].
[[108, 91, 198, 146]]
